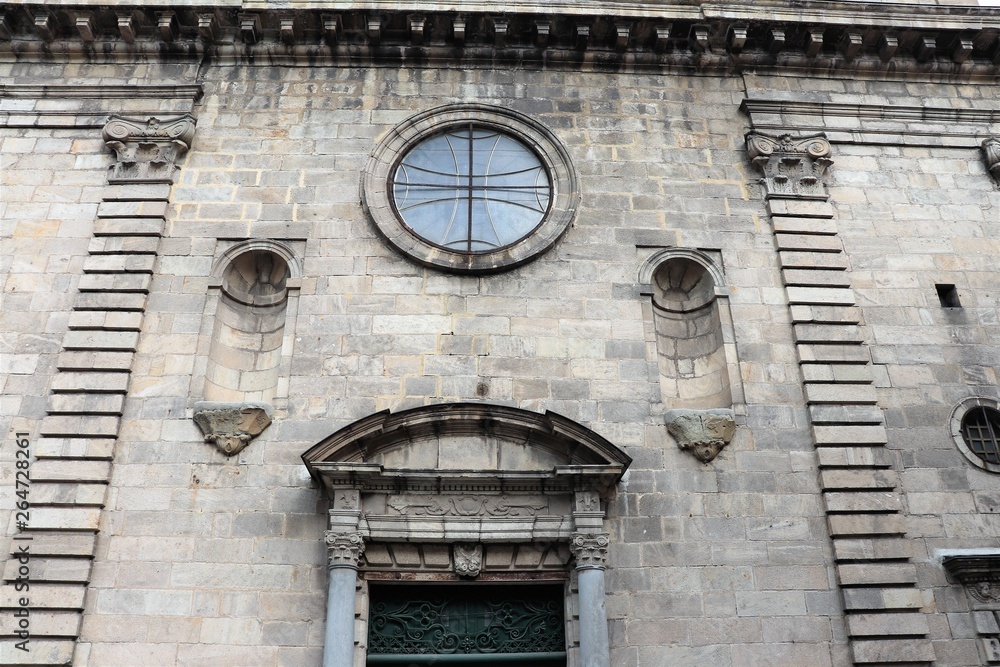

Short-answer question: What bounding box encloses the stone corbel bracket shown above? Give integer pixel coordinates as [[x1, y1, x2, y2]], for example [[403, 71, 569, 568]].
[[745, 132, 833, 199], [192, 401, 273, 456], [102, 114, 196, 184], [983, 137, 1000, 185], [666, 408, 737, 463], [941, 551, 1000, 604]]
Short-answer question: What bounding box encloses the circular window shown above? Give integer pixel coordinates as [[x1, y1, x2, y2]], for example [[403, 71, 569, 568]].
[[951, 398, 1000, 473], [363, 104, 578, 273], [391, 125, 552, 253]]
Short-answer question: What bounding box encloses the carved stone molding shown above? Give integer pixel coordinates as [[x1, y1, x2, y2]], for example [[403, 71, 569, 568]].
[[192, 401, 272, 457], [666, 408, 737, 463], [942, 553, 1000, 604], [102, 114, 196, 183], [326, 530, 366, 570], [969, 582, 1000, 604], [984, 137, 1000, 184], [453, 544, 483, 578], [387, 495, 548, 517], [745, 132, 833, 199], [570, 532, 609, 571]]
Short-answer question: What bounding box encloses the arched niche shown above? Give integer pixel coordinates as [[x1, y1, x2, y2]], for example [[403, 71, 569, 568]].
[[203, 240, 301, 404], [302, 402, 631, 667], [639, 249, 744, 462], [193, 240, 302, 457]]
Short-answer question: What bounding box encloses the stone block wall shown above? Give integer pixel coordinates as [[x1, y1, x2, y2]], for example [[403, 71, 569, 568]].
[[1, 16, 999, 666]]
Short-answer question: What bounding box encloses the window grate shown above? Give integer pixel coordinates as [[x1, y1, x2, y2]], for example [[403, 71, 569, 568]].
[[960, 407, 1000, 465], [368, 584, 565, 657]]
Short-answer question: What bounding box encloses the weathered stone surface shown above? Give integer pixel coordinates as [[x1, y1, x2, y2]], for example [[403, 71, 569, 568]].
[[5, 12, 999, 666]]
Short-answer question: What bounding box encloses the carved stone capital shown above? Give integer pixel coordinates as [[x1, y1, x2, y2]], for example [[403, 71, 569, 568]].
[[983, 137, 1000, 184], [570, 532, 609, 571], [453, 543, 483, 578], [192, 401, 272, 456], [326, 530, 365, 569], [666, 409, 736, 463], [102, 114, 196, 183], [745, 132, 832, 198]]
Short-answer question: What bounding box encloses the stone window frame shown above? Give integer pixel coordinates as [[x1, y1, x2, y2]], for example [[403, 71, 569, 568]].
[[950, 396, 1000, 474], [362, 103, 580, 274]]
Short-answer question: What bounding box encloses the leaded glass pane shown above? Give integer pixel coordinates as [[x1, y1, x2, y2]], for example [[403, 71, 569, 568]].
[[368, 584, 566, 657], [390, 126, 552, 253]]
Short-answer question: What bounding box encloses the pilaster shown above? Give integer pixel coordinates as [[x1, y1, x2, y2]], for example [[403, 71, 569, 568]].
[[571, 491, 610, 667], [322, 490, 363, 667], [746, 131, 935, 666], [7, 114, 194, 665]]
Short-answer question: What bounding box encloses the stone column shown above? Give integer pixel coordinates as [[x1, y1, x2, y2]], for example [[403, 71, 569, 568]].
[[323, 490, 363, 667], [571, 491, 610, 667]]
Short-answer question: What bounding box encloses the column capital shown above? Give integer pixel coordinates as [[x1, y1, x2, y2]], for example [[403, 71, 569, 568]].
[[570, 531, 609, 571], [983, 137, 1000, 184], [325, 530, 365, 570], [102, 114, 197, 184], [745, 131, 833, 199]]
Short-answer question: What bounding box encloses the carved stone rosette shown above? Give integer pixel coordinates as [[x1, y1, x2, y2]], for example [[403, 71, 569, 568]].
[[192, 401, 272, 456], [666, 409, 737, 463], [983, 137, 1000, 184], [102, 114, 197, 183], [453, 543, 483, 578], [326, 530, 365, 569], [745, 132, 833, 198], [570, 532, 610, 571]]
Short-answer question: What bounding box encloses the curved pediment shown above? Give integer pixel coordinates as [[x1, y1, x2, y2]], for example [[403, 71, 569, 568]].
[[302, 402, 631, 495]]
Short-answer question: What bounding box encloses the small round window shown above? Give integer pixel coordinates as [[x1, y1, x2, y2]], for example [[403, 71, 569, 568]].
[[961, 407, 1000, 464], [951, 398, 1000, 473], [363, 104, 579, 274], [391, 125, 552, 253]]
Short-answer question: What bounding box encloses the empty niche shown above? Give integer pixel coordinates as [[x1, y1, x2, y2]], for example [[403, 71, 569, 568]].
[[194, 240, 301, 456], [640, 250, 741, 463]]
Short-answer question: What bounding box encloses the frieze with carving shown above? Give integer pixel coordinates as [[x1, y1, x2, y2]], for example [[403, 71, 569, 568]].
[[326, 530, 365, 569], [387, 495, 548, 517], [745, 132, 833, 198], [969, 582, 1000, 604], [102, 114, 196, 183], [570, 532, 610, 570], [453, 544, 483, 578]]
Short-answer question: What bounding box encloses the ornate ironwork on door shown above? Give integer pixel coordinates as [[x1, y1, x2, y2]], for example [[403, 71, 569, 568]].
[[368, 585, 565, 657]]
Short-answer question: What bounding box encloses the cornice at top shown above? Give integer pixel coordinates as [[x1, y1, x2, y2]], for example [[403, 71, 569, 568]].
[[1, 1, 999, 76], [9, 1, 1000, 26]]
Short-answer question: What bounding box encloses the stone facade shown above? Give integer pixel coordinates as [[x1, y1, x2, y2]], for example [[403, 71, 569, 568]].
[[2, 1, 1000, 666]]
